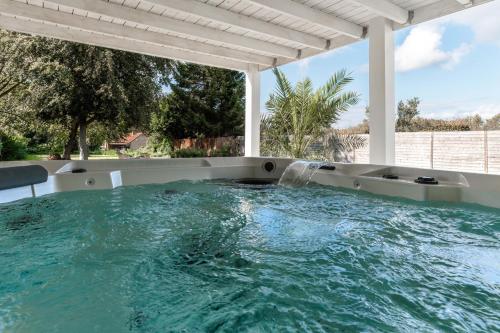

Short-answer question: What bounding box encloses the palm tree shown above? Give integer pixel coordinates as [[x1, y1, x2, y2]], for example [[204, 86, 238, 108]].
[[262, 68, 363, 159]]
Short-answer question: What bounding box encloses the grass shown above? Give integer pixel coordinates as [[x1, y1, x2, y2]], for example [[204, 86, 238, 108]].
[[25, 152, 118, 161]]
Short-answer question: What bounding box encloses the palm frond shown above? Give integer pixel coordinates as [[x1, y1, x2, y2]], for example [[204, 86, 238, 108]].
[[264, 69, 361, 159]]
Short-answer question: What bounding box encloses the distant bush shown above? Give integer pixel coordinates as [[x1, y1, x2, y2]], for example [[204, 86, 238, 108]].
[[148, 136, 172, 157], [209, 144, 233, 157], [171, 148, 206, 158], [0, 132, 28, 161]]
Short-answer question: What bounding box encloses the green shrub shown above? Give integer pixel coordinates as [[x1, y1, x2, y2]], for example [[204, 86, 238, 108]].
[[171, 148, 207, 158], [148, 136, 172, 157], [209, 144, 233, 157], [0, 132, 28, 161]]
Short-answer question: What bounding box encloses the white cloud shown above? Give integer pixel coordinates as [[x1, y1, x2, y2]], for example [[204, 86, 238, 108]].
[[395, 24, 471, 72], [447, 1, 500, 46]]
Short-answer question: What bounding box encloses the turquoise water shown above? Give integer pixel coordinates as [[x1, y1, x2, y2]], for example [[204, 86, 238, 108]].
[[0, 181, 499, 332]]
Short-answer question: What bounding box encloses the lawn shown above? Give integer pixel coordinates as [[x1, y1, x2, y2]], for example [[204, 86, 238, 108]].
[[25, 152, 118, 161]]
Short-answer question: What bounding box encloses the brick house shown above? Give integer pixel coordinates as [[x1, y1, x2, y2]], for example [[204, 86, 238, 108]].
[[105, 132, 149, 151]]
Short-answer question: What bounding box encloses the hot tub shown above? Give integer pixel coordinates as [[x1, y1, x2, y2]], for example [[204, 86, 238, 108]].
[[0, 158, 499, 331], [1, 157, 500, 208]]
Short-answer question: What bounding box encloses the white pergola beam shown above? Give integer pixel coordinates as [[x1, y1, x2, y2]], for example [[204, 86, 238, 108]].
[[142, 0, 328, 50], [0, 15, 250, 71], [245, 65, 261, 157], [455, 0, 473, 5], [246, 0, 365, 39], [396, 0, 491, 28], [0, 0, 273, 66], [369, 17, 395, 165], [44, 0, 299, 59], [350, 0, 409, 24]]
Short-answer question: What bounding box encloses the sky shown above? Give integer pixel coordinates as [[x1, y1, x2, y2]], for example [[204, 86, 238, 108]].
[[260, 1, 500, 128]]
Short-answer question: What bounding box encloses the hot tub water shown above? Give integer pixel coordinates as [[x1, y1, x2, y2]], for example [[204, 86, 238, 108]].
[[0, 180, 499, 332]]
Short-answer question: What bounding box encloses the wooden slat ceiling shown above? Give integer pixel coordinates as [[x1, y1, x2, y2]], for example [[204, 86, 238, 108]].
[[0, 0, 493, 71]]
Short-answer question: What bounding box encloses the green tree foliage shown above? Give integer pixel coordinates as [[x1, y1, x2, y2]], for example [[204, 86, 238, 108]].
[[0, 131, 27, 161], [396, 97, 420, 132], [1, 29, 172, 160], [262, 68, 360, 158], [28, 42, 171, 159], [0, 30, 50, 100], [410, 115, 483, 131], [0, 30, 60, 135], [485, 114, 500, 130], [348, 98, 491, 133], [153, 63, 245, 140]]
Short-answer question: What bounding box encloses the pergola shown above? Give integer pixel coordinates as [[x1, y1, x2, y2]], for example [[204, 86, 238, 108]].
[[0, 0, 492, 163]]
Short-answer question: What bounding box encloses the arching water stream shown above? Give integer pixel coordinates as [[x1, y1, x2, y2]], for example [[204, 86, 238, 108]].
[[278, 161, 325, 187]]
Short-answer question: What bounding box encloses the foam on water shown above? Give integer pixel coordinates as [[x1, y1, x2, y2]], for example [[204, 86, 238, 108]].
[[0, 181, 499, 332]]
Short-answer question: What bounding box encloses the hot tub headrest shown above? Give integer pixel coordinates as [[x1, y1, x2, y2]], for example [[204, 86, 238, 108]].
[[0, 165, 49, 191]]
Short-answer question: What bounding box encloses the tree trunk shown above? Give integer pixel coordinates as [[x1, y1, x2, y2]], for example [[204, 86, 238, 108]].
[[78, 120, 89, 160], [62, 121, 79, 160]]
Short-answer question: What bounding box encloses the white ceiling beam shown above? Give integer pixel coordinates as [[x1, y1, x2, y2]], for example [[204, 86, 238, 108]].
[[44, 0, 299, 59], [0, 15, 251, 72], [397, 0, 492, 27], [142, 0, 328, 50], [272, 35, 357, 68], [349, 0, 409, 24], [455, 0, 473, 5], [245, 0, 365, 39], [0, 0, 274, 66]]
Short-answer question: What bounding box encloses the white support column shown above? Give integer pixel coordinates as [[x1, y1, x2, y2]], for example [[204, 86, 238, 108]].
[[245, 64, 261, 157], [369, 17, 395, 165]]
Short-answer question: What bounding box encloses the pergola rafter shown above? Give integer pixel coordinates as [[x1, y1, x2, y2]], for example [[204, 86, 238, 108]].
[[0, 0, 275, 67], [43, 0, 300, 59], [0, 14, 251, 71], [141, 0, 330, 50], [349, 0, 409, 24], [245, 0, 365, 39]]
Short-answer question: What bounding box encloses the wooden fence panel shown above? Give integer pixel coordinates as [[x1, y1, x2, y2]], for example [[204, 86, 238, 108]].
[[488, 131, 500, 174], [352, 130, 500, 174], [395, 132, 432, 169], [432, 131, 485, 173]]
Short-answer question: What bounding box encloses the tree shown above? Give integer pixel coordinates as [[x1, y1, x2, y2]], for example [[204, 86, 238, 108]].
[[396, 97, 420, 132], [0, 30, 47, 100], [262, 68, 360, 158], [0, 30, 60, 132], [485, 114, 500, 130], [27, 41, 171, 159], [154, 63, 245, 140]]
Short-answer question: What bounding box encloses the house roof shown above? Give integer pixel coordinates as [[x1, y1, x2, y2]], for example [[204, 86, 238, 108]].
[[110, 132, 144, 146], [0, 0, 492, 72]]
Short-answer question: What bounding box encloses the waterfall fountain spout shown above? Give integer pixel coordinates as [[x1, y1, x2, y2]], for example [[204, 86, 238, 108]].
[[278, 161, 328, 187]]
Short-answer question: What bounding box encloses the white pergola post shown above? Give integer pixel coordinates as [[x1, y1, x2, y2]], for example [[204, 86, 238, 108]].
[[245, 64, 261, 157], [369, 17, 396, 165]]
